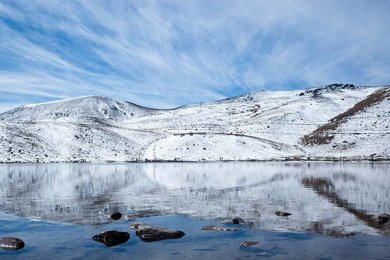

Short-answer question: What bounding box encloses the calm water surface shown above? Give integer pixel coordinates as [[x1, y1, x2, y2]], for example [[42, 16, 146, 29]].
[[0, 162, 389, 259]]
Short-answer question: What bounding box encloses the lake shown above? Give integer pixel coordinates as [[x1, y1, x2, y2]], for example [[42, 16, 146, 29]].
[[0, 162, 389, 259]]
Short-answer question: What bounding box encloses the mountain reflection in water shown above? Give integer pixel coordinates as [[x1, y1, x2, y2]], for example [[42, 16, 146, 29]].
[[0, 162, 389, 236]]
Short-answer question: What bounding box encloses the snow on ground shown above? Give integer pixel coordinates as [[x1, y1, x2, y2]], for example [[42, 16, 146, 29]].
[[0, 84, 388, 162], [0, 96, 157, 122]]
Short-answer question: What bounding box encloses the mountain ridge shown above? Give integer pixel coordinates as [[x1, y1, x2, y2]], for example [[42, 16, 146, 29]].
[[0, 84, 388, 162]]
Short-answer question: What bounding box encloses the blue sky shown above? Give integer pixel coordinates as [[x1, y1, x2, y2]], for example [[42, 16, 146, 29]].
[[0, 0, 390, 111]]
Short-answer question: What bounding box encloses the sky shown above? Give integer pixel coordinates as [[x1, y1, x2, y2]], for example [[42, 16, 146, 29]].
[[0, 0, 389, 112]]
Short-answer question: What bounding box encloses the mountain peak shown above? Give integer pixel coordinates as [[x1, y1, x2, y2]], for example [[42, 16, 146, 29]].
[[0, 96, 157, 122]]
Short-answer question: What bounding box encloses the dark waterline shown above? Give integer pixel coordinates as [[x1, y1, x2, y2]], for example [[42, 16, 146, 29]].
[[0, 162, 389, 259]]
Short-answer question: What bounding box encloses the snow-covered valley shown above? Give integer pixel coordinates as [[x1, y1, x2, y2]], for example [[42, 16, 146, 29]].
[[0, 84, 389, 163]]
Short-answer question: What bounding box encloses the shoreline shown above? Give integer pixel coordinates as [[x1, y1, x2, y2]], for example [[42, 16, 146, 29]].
[[1, 157, 389, 164]]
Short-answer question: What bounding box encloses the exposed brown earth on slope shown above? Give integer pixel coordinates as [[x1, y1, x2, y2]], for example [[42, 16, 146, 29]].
[[302, 87, 390, 145]]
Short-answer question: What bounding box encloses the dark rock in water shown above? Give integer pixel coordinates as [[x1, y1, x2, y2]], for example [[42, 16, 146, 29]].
[[130, 222, 185, 242], [110, 212, 122, 220], [201, 225, 241, 231], [232, 217, 244, 224], [136, 228, 185, 242], [376, 213, 390, 224], [275, 211, 292, 217], [240, 241, 259, 247], [92, 231, 130, 247], [0, 237, 25, 250]]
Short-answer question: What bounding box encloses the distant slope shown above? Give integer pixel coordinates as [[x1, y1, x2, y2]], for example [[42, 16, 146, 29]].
[[0, 96, 159, 122], [0, 84, 388, 162]]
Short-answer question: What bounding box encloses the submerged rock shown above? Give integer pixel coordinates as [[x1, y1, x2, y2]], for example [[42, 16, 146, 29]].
[[128, 209, 165, 220], [92, 230, 130, 247], [232, 217, 244, 224], [130, 222, 185, 242], [308, 222, 356, 238], [275, 211, 292, 217], [0, 237, 25, 250], [240, 241, 259, 247], [110, 212, 122, 220], [201, 225, 241, 231]]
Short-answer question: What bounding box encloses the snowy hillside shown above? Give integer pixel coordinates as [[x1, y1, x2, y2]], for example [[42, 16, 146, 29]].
[[0, 96, 157, 122], [0, 84, 389, 162]]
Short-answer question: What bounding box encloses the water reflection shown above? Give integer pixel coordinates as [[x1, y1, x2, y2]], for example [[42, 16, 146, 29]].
[[0, 162, 389, 235]]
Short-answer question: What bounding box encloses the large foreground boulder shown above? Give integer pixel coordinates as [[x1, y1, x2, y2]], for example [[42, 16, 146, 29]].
[[0, 237, 25, 250], [92, 230, 130, 247], [130, 222, 185, 242]]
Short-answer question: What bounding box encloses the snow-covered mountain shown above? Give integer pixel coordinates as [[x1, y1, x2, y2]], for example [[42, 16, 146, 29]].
[[0, 96, 157, 122], [0, 84, 389, 163]]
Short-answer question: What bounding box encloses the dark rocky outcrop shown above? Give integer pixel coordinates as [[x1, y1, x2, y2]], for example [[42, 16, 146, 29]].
[[232, 217, 244, 224], [275, 211, 292, 217], [201, 225, 241, 231], [110, 212, 122, 220], [130, 222, 185, 242], [240, 241, 259, 247], [375, 213, 390, 224], [0, 237, 25, 250], [92, 230, 130, 247]]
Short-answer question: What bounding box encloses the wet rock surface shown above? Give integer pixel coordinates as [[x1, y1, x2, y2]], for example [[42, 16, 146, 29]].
[[0, 237, 25, 250], [275, 211, 292, 217], [201, 225, 241, 231], [92, 230, 130, 247], [240, 241, 259, 247], [110, 212, 122, 220], [130, 222, 185, 242]]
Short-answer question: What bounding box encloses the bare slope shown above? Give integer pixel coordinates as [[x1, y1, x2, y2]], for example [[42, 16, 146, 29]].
[[302, 87, 390, 145]]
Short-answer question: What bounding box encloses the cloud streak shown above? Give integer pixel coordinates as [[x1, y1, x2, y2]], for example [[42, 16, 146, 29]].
[[0, 0, 389, 112]]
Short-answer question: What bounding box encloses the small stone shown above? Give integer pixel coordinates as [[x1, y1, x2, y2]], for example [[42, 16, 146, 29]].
[[0, 237, 25, 250], [232, 217, 244, 224], [92, 230, 130, 247], [201, 225, 241, 231], [275, 211, 292, 217], [240, 241, 259, 247], [110, 212, 122, 220]]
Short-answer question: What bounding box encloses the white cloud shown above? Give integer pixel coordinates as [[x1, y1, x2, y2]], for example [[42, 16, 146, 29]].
[[0, 0, 389, 111]]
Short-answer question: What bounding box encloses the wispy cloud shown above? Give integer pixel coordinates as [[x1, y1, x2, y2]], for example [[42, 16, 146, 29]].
[[0, 0, 389, 112]]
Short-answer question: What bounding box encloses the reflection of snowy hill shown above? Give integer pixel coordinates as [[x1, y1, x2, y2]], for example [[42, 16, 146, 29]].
[[0, 85, 389, 162], [0, 162, 389, 235]]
